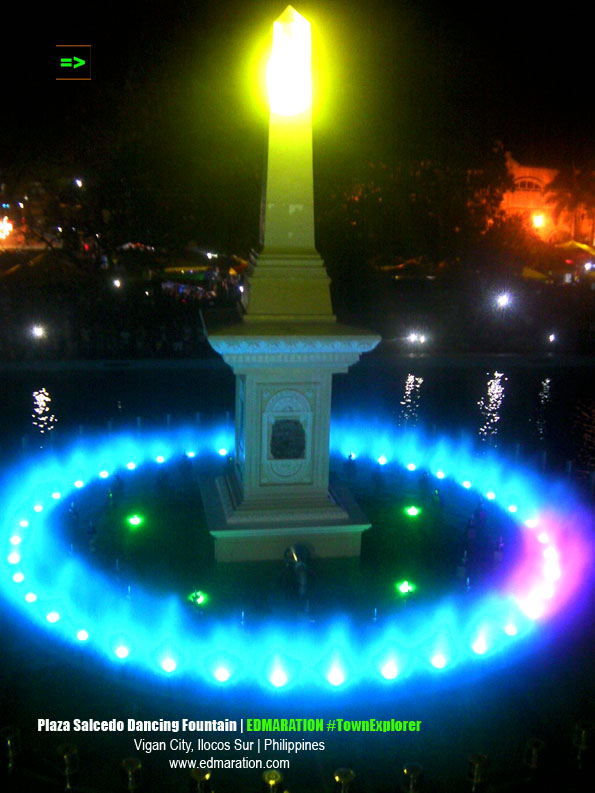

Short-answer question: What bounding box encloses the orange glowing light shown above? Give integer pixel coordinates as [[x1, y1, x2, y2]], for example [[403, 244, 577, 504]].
[[0, 216, 13, 240], [532, 213, 545, 229]]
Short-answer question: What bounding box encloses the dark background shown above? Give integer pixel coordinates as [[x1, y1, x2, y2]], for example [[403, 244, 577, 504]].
[[4, 1, 593, 173]]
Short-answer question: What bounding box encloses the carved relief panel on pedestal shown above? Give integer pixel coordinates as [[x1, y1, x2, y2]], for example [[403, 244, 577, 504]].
[[260, 387, 314, 485]]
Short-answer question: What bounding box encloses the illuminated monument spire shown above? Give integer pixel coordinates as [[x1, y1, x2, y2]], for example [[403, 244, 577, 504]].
[[204, 6, 380, 561], [248, 5, 333, 321]]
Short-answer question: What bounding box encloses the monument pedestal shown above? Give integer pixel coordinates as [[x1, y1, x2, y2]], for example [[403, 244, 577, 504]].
[[201, 322, 379, 562]]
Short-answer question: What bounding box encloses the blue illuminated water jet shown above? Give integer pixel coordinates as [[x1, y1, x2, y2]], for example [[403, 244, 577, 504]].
[[0, 420, 591, 692]]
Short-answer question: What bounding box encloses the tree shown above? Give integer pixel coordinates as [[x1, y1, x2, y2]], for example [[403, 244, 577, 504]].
[[546, 165, 595, 243], [316, 144, 511, 279]]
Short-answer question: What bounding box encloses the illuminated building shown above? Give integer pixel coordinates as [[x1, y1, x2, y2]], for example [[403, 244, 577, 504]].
[[501, 155, 595, 245]]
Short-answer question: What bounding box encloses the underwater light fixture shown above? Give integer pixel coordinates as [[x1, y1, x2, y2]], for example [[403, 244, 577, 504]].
[[269, 667, 288, 688], [380, 659, 398, 680], [518, 596, 545, 621], [327, 663, 345, 687], [161, 657, 177, 673], [1, 422, 588, 691], [188, 590, 208, 606], [214, 666, 231, 683]]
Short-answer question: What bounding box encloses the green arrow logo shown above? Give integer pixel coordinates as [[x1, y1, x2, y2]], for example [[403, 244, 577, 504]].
[[60, 56, 86, 69]]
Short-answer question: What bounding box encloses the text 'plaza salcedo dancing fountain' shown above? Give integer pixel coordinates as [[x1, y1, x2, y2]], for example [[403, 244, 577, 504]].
[[1, 7, 592, 705]]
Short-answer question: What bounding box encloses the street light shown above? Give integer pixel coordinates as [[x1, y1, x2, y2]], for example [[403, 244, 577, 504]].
[[495, 292, 511, 309], [532, 213, 545, 229]]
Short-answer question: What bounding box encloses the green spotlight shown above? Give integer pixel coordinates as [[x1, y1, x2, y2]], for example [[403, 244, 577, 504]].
[[127, 514, 143, 528], [188, 589, 209, 607], [405, 505, 421, 517], [396, 580, 415, 595]]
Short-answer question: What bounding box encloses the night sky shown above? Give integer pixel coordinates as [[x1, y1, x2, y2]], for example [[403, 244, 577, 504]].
[[3, 1, 593, 178]]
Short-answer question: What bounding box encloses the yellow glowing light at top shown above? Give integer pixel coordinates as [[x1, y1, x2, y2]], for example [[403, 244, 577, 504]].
[[267, 6, 312, 116], [532, 213, 545, 229]]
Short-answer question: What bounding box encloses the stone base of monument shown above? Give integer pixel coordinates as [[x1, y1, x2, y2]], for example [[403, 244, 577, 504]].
[[200, 473, 370, 562]]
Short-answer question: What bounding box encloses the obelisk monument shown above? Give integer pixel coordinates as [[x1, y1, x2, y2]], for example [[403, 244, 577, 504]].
[[202, 6, 380, 562]]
